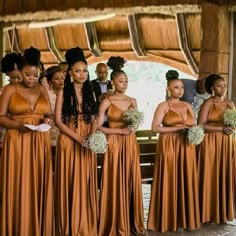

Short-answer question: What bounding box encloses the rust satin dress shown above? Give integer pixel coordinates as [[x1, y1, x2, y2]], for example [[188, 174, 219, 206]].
[[147, 102, 200, 232], [98, 102, 145, 236], [197, 99, 236, 223], [0, 87, 54, 236], [54, 115, 98, 236]]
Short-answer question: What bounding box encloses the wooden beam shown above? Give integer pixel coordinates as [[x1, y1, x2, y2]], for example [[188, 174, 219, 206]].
[[127, 14, 146, 57], [84, 22, 102, 57], [45, 27, 64, 63], [176, 13, 198, 76]]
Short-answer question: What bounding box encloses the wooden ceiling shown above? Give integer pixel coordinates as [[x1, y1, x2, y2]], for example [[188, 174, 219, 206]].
[[0, 0, 235, 76]]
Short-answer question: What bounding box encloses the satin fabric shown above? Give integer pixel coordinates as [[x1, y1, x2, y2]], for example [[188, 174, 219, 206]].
[[54, 116, 98, 236], [148, 102, 200, 232], [197, 99, 236, 223], [98, 102, 144, 236], [0, 87, 54, 236]]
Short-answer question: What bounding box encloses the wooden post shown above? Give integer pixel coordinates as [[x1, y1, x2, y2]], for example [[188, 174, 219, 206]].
[[198, 3, 230, 82]]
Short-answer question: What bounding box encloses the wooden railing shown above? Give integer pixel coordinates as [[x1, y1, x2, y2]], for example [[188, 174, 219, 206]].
[[97, 130, 157, 187]]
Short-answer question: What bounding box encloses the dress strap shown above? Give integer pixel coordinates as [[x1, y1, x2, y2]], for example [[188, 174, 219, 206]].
[[107, 96, 112, 104]]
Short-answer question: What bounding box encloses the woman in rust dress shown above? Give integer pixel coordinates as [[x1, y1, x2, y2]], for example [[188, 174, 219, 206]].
[[147, 70, 200, 232], [54, 47, 98, 236], [0, 47, 54, 236], [97, 57, 144, 236], [197, 74, 235, 223]]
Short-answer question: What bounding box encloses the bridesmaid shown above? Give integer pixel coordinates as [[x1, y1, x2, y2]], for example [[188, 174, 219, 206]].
[[0, 47, 54, 236], [97, 56, 145, 236], [197, 73, 235, 223], [147, 70, 200, 232], [54, 47, 98, 236]]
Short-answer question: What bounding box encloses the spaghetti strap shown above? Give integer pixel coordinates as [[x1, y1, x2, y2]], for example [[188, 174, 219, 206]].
[[107, 96, 112, 104]]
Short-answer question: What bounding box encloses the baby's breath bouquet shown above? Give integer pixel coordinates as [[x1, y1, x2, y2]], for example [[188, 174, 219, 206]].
[[187, 125, 205, 145], [83, 131, 108, 154], [224, 109, 236, 128], [122, 108, 144, 130]]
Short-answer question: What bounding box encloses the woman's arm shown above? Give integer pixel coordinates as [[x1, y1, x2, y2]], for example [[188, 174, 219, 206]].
[[151, 102, 188, 133], [39, 85, 54, 124], [55, 90, 85, 144], [97, 98, 130, 135], [0, 85, 28, 131]]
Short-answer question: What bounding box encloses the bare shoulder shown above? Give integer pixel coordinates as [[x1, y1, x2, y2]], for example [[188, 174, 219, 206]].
[[182, 101, 192, 109], [1, 84, 16, 96], [38, 84, 48, 94], [226, 99, 235, 109], [157, 100, 168, 109], [100, 97, 111, 107], [201, 97, 213, 107]]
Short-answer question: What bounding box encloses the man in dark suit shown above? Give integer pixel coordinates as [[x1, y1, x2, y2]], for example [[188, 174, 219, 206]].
[[91, 63, 112, 126], [91, 62, 112, 105]]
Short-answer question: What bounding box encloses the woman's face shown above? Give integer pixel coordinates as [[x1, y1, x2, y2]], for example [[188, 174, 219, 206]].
[[8, 69, 22, 84], [167, 79, 184, 98], [21, 65, 39, 88], [50, 71, 65, 90], [212, 78, 227, 97], [112, 72, 128, 93], [69, 61, 88, 84]]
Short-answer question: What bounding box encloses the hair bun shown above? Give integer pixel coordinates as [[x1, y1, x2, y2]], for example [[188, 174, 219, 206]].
[[107, 56, 126, 71], [165, 70, 179, 80], [23, 46, 41, 65], [1, 53, 22, 73], [65, 47, 86, 65]]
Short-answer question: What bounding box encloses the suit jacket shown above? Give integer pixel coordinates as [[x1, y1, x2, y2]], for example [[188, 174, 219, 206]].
[[91, 79, 112, 105]]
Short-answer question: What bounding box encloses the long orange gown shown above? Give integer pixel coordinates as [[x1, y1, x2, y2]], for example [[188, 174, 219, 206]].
[[147, 102, 200, 232], [54, 115, 98, 236], [197, 99, 236, 223], [98, 102, 144, 236], [0, 87, 54, 236]]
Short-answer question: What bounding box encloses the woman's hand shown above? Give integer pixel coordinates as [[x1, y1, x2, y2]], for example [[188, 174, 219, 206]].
[[75, 135, 85, 144], [18, 123, 30, 133], [44, 117, 53, 126], [119, 127, 131, 135], [223, 126, 234, 135]]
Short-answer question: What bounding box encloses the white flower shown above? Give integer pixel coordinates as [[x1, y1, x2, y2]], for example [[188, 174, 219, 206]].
[[224, 109, 236, 129], [123, 108, 144, 129], [83, 131, 108, 154], [187, 125, 205, 145]]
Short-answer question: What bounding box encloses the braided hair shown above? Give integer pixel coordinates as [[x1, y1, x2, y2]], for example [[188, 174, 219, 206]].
[[62, 47, 96, 126], [107, 56, 127, 80]]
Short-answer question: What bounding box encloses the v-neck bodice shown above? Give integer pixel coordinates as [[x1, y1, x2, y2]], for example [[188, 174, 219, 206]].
[[208, 99, 231, 124], [9, 88, 51, 115], [163, 101, 194, 127], [107, 101, 133, 128]]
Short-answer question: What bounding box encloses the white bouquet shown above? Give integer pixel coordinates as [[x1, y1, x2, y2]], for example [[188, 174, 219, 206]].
[[122, 108, 144, 129], [83, 131, 108, 154], [187, 125, 205, 145], [224, 109, 236, 129]]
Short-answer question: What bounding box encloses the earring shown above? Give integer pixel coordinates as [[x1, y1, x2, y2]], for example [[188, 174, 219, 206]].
[[212, 90, 215, 96], [70, 76, 73, 82], [167, 90, 171, 98]]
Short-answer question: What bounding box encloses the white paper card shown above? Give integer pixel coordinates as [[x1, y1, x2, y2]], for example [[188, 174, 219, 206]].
[[24, 124, 51, 132]]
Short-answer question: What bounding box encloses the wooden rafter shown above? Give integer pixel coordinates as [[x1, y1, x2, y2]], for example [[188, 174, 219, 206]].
[[176, 13, 198, 75], [84, 22, 102, 57], [127, 14, 146, 57], [45, 27, 64, 62]]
